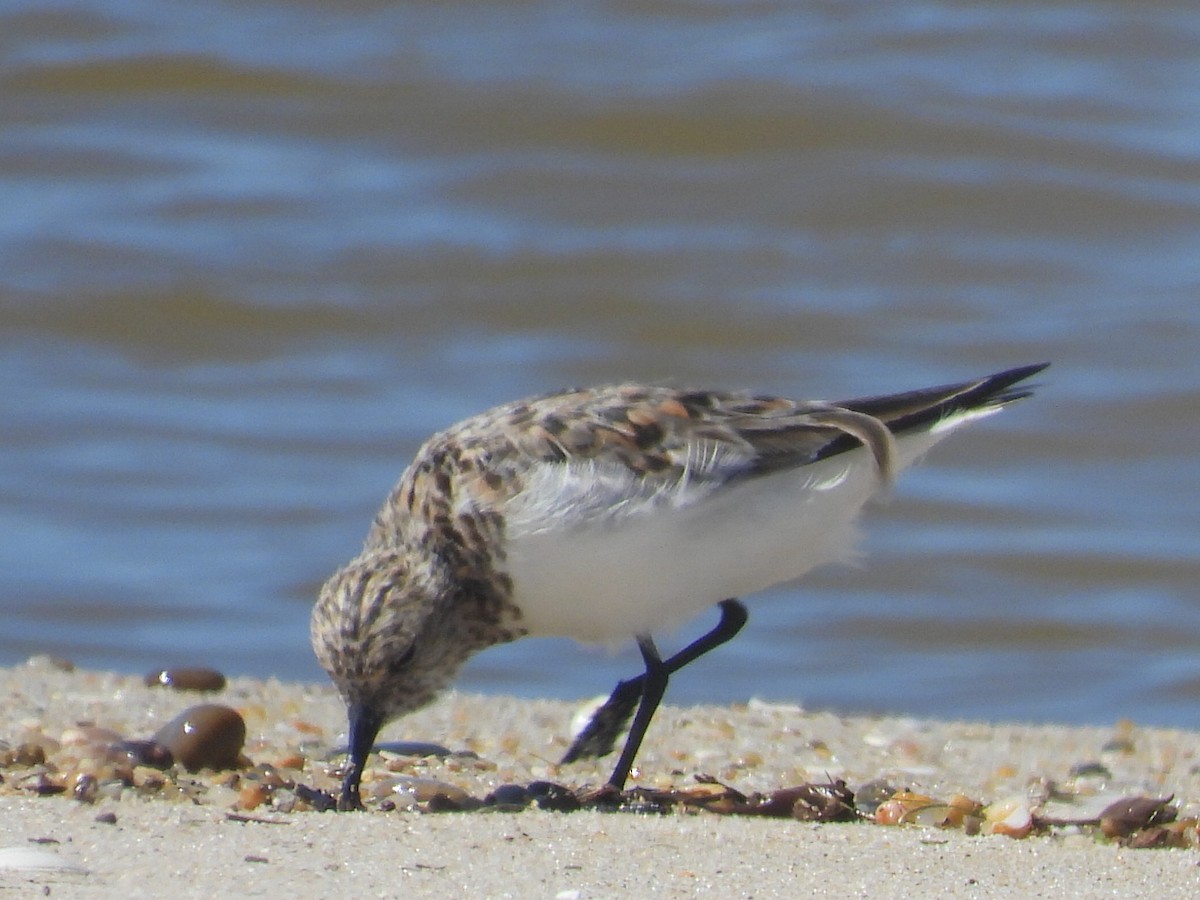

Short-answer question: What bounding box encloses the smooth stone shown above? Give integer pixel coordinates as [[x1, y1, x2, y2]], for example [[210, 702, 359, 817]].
[[24, 655, 76, 673], [1069, 761, 1113, 779], [151, 704, 246, 772], [2, 742, 46, 767], [1099, 796, 1176, 838], [144, 667, 227, 692], [853, 779, 896, 815], [369, 741, 453, 758], [72, 773, 99, 803], [116, 739, 174, 770], [486, 784, 532, 808], [387, 776, 470, 804]]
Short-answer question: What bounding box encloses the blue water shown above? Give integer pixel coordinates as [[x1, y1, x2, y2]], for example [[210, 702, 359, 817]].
[[1, 0, 1198, 729]]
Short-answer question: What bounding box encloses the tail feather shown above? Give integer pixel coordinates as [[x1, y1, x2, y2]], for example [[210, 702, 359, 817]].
[[839, 362, 1048, 436], [809, 363, 1047, 464]]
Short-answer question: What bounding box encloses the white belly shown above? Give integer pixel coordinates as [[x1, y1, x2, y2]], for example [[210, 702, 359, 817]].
[[503, 420, 958, 643]]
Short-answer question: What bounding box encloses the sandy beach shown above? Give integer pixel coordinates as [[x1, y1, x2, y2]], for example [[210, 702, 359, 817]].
[[2, 660, 1199, 898]]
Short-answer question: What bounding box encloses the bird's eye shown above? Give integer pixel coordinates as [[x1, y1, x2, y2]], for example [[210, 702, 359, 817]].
[[390, 644, 416, 673]]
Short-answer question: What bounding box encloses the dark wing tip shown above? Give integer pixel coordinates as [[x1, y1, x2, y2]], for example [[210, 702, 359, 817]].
[[909, 360, 1051, 425], [837, 362, 1049, 439], [976, 361, 1050, 405]]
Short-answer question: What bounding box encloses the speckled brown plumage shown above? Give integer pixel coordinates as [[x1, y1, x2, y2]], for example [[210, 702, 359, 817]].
[[311, 364, 1046, 809]]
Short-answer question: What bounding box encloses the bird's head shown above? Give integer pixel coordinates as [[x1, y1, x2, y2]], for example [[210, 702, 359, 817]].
[[310, 550, 461, 810]]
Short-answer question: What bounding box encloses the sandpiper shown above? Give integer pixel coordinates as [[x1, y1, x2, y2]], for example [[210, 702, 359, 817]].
[[311, 363, 1046, 809]]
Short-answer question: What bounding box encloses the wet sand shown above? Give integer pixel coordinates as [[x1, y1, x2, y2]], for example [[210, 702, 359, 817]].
[[2, 661, 1199, 898]]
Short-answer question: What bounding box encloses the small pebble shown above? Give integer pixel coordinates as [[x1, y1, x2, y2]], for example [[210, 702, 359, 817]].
[[372, 741, 453, 758], [947, 794, 983, 826], [899, 803, 956, 828], [528, 781, 582, 813], [1069, 761, 1112, 780], [151, 704, 246, 772], [24, 654, 75, 673], [94, 811, 118, 825], [116, 740, 174, 770], [2, 743, 46, 768], [72, 773, 98, 803], [20, 773, 66, 796], [874, 790, 935, 826], [144, 668, 227, 692], [133, 767, 166, 790], [1099, 795, 1176, 839], [854, 779, 896, 815], [982, 797, 1034, 839], [248, 763, 291, 790], [275, 752, 306, 770], [386, 776, 470, 804], [238, 783, 271, 811], [486, 784, 532, 809], [426, 793, 468, 813]]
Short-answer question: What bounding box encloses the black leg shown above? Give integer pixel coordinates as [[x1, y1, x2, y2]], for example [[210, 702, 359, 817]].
[[560, 599, 749, 782], [659, 598, 748, 675], [606, 636, 668, 790]]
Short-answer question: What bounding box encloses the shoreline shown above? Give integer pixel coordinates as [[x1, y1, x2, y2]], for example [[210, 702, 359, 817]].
[[2, 661, 1199, 896]]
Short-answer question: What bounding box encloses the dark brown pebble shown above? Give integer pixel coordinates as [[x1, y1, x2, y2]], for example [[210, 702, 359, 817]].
[[26, 774, 66, 796], [116, 740, 175, 770], [1099, 795, 1177, 839], [424, 792, 483, 813], [425, 793, 465, 813], [73, 773, 98, 804], [152, 704, 246, 772], [486, 784, 531, 809], [294, 783, 337, 812], [1125, 826, 1175, 849], [95, 812, 118, 825], [2, 743, 47, 768], [26, 654, 75, 672], [1069, 761, 1112, 780], [528, 781, 581, 813], [144, 668, 227, 692], [246, 764, 292, 790]]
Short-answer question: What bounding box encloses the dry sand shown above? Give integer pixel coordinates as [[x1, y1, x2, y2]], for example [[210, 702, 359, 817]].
[[2, 660, 1199, 898]]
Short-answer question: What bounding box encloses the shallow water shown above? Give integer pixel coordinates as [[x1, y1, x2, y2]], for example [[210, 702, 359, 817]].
[[2, 0, 1198, 729]]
